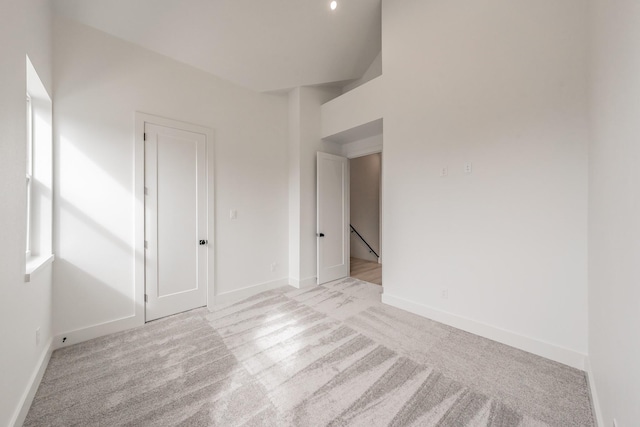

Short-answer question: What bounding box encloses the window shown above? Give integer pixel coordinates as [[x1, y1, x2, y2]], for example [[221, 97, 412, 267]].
[[24, 55, 54, 282]]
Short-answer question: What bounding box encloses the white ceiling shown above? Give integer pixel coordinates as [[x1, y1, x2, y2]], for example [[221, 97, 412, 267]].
[[53, 0, 381, 92]]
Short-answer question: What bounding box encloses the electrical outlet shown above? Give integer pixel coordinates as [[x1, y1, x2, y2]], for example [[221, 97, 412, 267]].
[[440, 167, 448, 177], [465, 162, 473, 174], [270, 262, 277, 272], [441, 289, 448, 299], [230, 209, 237, 220], [35, 328, 40, 346]]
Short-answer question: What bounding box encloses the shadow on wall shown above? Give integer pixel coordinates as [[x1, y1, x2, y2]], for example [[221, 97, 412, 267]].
[[53, 135, 139, 336], [52, 259, 138, 338]]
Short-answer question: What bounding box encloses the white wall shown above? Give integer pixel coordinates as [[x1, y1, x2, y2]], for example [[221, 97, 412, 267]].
[[288, 86, 342, 287], [350, 153, 381, 262], [588, 0, 640, 425], [288, 88, 302, 284], [341, 132, 383, 159], [321, 76, 383, 140], [0, 1, 53, 425], [53, 18, 289, 339], [381, 0, 589, 367], [342, 51, 382, 94]]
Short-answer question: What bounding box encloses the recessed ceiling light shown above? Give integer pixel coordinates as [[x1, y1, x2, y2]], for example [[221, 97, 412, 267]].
[[330, 1, 337, 10]]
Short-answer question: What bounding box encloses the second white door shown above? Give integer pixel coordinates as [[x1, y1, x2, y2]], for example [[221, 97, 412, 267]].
[[317, 152, 349, 284], [145, 123, 208, 321]]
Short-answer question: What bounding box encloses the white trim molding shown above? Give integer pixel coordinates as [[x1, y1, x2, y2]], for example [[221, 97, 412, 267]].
[[10, 338, 53, 427], [289, 276, 317, 289], [584, 357, 604, 427], [53, 314, 142, 350], [382, 293, 587, 370], [24, 254, 54, 282]]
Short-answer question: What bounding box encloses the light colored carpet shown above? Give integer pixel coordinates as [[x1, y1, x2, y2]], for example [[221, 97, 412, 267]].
[[24, 278, 594, 426]]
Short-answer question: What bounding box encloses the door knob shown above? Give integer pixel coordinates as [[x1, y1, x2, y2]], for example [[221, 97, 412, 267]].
[[317, 233, 325, 237], [199, 240, 208, 245]]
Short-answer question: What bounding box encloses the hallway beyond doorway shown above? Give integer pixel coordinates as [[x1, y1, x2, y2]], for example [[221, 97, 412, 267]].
[[350, 257, 381, 285]]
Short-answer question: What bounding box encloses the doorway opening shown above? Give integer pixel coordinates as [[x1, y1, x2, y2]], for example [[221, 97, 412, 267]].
[[349, 152, 382, 285]]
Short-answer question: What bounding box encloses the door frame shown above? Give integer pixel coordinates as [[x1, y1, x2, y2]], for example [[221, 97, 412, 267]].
[[135, 112, 215, 322], [345, 147, 383, 266]]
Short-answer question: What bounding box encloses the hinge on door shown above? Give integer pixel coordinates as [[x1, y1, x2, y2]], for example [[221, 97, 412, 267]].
[[144, 240, 148, 249], [144, 133, 147, 141], [144, 294, 148, 303], [144, 187, 148, 196]]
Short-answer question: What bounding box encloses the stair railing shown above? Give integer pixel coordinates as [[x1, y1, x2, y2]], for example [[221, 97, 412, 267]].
[[350, 224, 379, 259]]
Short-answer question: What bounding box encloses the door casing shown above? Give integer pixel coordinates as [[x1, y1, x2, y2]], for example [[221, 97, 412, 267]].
[[135, 113, 215, 323]]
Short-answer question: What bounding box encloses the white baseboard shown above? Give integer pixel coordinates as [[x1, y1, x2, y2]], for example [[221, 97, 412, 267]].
[[55, 278, 292, 348], [288, 277, 301, 288], [213, 277, 290, 306], [288, 276, 317, 289], [584, 357, 604, 427], [382, 293, 586, 370], [11, 337, 53, 427], [53, 314, 142, 350]]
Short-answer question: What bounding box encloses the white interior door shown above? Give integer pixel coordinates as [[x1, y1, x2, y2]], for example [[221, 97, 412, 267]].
[[145, 123, 207, 321], [317, 152, 349, 284]]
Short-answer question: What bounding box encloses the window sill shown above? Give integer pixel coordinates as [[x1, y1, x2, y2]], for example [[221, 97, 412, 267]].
[[25, 254, 55, 282]]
